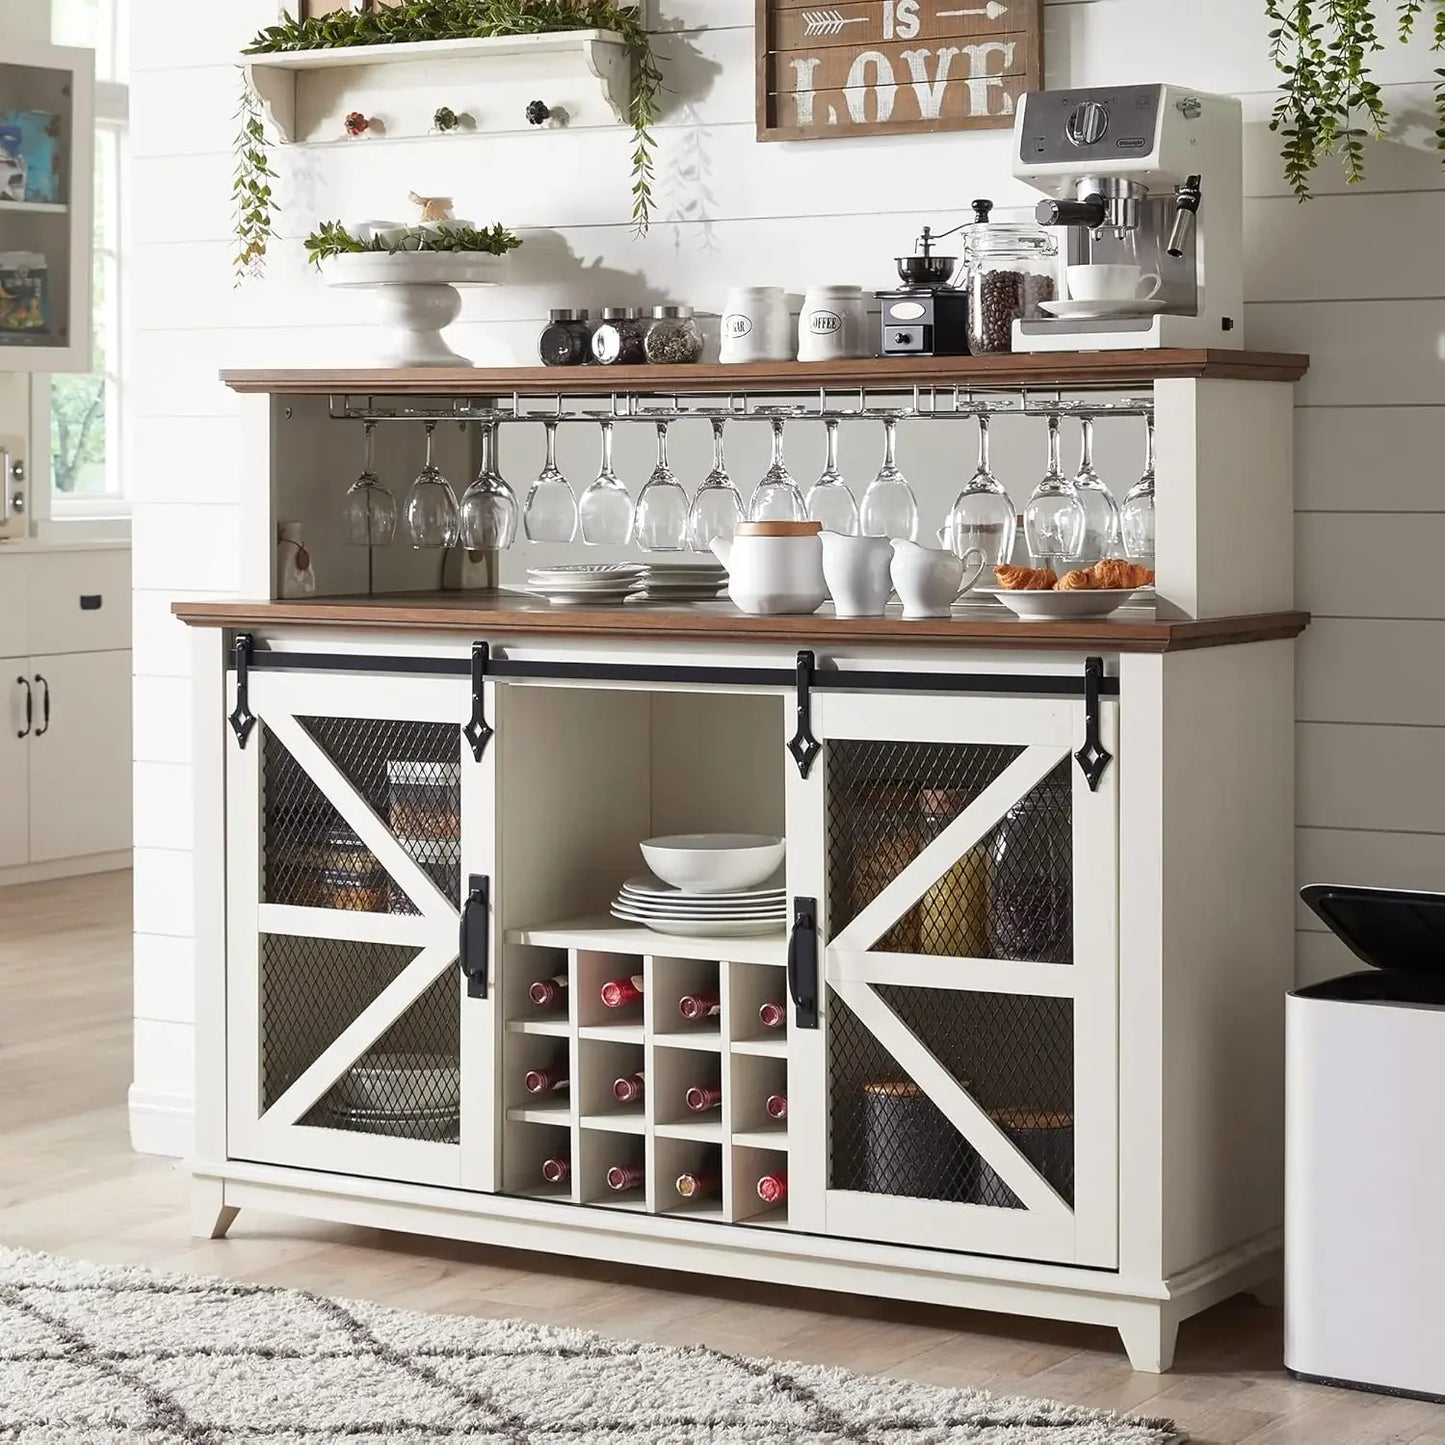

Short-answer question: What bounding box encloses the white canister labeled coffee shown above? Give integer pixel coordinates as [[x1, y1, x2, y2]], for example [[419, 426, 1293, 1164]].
[[721, 286, 791, 364], [798, 285, 869, 362]]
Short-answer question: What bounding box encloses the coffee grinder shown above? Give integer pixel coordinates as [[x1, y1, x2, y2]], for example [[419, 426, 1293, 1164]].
[[877, 225, 972, 357], [1010, 84, 1244, 351]]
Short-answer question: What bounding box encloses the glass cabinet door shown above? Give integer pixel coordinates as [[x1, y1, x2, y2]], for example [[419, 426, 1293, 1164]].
[[787, 688, 1119, 1268], [225, 664, 496, 1191]]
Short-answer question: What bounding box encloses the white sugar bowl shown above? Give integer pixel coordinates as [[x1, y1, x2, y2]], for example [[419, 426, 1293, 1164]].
[[721, 286, 791, 364], [711, 521, 827, 615], [798, 285, 869, 362]]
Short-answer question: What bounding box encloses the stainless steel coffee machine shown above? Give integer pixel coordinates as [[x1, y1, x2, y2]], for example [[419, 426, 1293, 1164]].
[[1011, 84, 1244, 352]]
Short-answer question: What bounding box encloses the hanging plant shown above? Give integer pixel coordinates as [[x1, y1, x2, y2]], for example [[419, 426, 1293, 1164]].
[[233, 80, 278, 284], [237, 0, 663, 281], [1266, 0, 1445, 197]]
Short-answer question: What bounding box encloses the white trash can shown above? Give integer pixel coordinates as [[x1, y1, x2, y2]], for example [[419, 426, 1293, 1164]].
[[1286, 884, 1445, 1401]]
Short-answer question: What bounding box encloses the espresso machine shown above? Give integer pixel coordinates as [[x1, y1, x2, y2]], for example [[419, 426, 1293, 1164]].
[[1010, 84, 1244, 352]]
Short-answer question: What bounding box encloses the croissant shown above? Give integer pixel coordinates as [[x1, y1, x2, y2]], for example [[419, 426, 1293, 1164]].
[[995, 565, 1057, 592], [1092, 559, 1154, 591], [1057, 569, 1097, 592]]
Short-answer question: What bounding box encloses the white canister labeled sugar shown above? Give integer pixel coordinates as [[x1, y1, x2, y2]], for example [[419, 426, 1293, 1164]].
[[798, 285, 869, 362], [721, 286, 791, 364]]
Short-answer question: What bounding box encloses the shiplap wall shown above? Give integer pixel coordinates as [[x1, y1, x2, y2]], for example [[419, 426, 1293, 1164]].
[[127, 0, 1445, 1154]]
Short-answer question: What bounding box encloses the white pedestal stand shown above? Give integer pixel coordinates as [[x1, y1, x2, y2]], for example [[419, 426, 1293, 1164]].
[[322, 253, 501, 368]]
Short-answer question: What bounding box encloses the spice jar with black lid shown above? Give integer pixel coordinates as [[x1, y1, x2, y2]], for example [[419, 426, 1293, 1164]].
[[962, 201, 1058, 356], [644, 305, 703, 365], [537, 308, 592, 367], [592, 306, 647, 366]]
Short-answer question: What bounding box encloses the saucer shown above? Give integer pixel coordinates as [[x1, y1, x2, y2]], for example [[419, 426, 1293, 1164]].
[[1038, 298, 1168, 321]]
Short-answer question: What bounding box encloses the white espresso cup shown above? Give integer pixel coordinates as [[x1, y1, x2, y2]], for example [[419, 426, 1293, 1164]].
[[1067, 264, 1163, 304]]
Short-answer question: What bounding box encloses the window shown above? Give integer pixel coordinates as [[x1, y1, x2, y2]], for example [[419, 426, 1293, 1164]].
[[47, 0, 127, 519]]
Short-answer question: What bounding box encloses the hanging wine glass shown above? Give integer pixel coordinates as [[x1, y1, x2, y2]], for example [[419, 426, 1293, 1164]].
[[459, 421, 519, 551], [946, 412, 1015, 567], [806, 419, 860, 534], [859, 413, 919, 541], [1121, 411, 1157, 566], [750, 417, 808, 522], [1071, 414, 1122, 568], [523, 419, 578, 544], [342, 420, 398, 547], [406, 422, 459, 549], [578, 419, 634, 546], [635, 420, 690, 552], [687, 417, 744, 553], [1023, 414, 1085, 573]]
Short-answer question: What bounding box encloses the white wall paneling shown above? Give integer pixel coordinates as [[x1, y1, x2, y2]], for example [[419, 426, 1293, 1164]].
[[127, 0, 1445, 1151]]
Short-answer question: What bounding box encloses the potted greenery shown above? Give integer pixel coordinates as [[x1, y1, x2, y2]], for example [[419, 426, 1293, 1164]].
[[234, 0, 662, 281]]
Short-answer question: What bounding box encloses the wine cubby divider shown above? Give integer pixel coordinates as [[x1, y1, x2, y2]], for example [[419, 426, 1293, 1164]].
[[500, 930, 791, 1229]]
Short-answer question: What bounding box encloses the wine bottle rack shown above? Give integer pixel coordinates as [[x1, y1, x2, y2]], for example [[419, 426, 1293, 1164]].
[[501, 936, 791, 1228]]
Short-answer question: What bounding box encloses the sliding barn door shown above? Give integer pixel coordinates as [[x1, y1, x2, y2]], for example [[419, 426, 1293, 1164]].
[[789, 688, 1119, 1267], [226, 664, 496, 1191]]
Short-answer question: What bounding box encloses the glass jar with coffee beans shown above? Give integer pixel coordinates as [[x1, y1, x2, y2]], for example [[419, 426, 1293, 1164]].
[[537, 308, 592, 367], [591, 307, 648, 366], [962, 202, 1058, 356], [644, 305, 704, 365]]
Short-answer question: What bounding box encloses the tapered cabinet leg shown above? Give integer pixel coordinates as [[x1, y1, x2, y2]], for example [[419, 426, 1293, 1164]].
[[1117, 1305, 1179, 1374], [191, 1179, 239, 1240]]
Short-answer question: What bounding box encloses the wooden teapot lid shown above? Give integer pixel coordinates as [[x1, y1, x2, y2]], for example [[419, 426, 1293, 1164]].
[[734, 520, 823, 537]]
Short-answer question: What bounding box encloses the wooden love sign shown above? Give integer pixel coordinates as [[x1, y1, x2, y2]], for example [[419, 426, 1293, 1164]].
[[756, 0, 1043, 142]]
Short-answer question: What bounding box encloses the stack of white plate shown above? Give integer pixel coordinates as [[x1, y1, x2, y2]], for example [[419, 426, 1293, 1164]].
[[631, 560, 729, 604], [611, 873, 787, 937], [526, 564, 643, 606]]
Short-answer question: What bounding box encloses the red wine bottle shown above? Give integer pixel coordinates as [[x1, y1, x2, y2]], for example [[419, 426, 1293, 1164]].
[[684, 1084, 723, 1113], [675, 1170, 721, 1199], [523, 1065, 568, 1096], [758, 1002, 786, 1030], [601, 975, 645, 1009], [613, 1072, 645, 1104], [529, 973, 568, 1007], [541, 1156, 570, 1185], [757, 1172, 788, 1205], [765, 1093, 788, 1120], [605, 1163, 645, 1192], [678, 992, 720, 1021]]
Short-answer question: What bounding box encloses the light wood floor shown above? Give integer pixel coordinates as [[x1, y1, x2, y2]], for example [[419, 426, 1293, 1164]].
[[3, 872, 1442, 1444]]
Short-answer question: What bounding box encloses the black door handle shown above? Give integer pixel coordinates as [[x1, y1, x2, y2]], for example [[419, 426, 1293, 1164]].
[[787, 896, 819, 1030], [459, 873, 490, 1000], [33, 675, 49, 737], [16, 676, 31, 738]]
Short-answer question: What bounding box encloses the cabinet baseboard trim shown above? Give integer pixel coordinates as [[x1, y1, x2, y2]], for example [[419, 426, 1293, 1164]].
[[0, 851, 130, 888], [129, 1086, 194, 1158]]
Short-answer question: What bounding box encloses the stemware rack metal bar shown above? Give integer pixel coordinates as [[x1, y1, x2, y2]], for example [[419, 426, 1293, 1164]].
[[326, 387, 1157, 427]]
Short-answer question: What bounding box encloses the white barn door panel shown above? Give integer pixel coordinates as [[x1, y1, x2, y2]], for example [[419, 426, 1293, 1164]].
[[793, 688, 1120, 1269], [226, 667, 495, 1191]]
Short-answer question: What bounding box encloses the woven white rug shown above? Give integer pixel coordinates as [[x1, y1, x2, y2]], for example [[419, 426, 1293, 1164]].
[[0, 1245, 1181, 1442]]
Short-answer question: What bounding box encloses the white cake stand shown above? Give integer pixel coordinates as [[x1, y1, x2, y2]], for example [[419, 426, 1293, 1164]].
[[321, 252, 502, 368]]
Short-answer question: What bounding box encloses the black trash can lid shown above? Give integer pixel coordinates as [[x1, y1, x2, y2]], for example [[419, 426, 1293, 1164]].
[[1300, 884, 1445, 976]]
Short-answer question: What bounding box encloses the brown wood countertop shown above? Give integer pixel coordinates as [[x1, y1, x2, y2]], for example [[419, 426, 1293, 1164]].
[[219, 350, 1309, 397], [173, 593, 1310, 654]]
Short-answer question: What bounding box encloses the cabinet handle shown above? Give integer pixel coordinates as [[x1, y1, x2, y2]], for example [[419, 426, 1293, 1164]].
[[16, 676, 31, 739], [459, 873, 490, 1000], [33, 675, 50, 737], [787, 896, 820, 1031]]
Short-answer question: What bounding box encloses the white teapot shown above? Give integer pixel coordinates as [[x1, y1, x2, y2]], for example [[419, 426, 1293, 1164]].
[[889, 539, 988, 619], [711, 521, 827, 616]]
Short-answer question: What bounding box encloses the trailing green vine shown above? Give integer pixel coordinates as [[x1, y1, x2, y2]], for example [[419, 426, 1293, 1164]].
[[304, 219, 523, 268], [232, 81, 278, 284], [242, 0, 664, 269], [1266, 0, 1445, 197]]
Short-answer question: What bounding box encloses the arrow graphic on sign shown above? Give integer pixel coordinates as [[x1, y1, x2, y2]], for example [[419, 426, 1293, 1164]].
[[801, 8, 869, 36], [938, 2, 1010, 17]]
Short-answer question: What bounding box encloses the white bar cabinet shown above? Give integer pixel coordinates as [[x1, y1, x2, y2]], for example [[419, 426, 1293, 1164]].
[[178, 351, 1308, 1372]]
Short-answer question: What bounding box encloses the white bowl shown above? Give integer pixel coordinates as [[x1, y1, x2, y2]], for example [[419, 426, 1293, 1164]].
[[640, 833, 786, 895]]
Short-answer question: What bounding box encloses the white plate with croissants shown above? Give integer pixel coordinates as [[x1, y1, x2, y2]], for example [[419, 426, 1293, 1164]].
[[981, 560, 1156, 620]]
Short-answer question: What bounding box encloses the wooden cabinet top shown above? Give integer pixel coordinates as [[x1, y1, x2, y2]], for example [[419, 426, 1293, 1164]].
[[173, 593, 1310, 654], [220, 351, 1310, 397]]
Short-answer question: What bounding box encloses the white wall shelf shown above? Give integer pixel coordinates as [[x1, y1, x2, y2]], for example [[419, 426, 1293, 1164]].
[[0, 200, 68, 215], [242, 31, 632, 146]]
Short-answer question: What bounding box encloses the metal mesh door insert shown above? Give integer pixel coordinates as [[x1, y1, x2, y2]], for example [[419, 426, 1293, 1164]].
[[826, 741, 1073, 964], [262, 717, 461, 914], [829, 985, 1074, 1210]]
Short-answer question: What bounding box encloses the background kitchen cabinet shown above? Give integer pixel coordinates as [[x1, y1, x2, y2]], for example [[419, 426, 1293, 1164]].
[[0, 683, 28, 869]]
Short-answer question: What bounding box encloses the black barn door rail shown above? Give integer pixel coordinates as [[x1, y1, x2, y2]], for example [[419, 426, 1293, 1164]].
[[225, 641, 1119, 786]]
